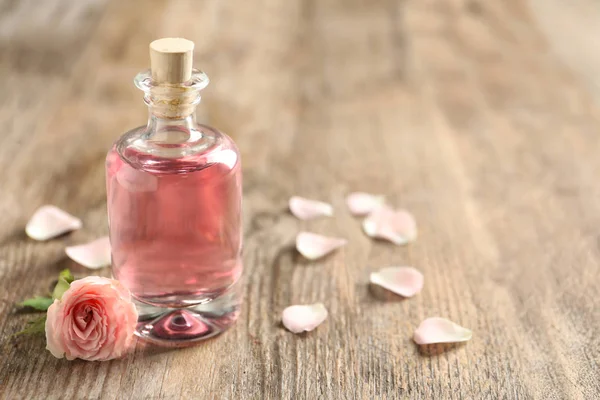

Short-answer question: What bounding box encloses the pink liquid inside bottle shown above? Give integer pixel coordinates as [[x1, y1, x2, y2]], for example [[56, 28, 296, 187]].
[[106, 39, 242, 345]]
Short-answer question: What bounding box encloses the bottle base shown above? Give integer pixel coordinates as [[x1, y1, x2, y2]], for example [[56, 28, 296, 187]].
[[133, 281, 241, 347]]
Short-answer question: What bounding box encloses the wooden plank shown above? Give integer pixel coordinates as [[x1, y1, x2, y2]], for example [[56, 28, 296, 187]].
[[0, 0, 599, 398]]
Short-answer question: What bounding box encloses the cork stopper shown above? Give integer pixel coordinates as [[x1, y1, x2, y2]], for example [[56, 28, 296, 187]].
[[149, 38, 194, 84]]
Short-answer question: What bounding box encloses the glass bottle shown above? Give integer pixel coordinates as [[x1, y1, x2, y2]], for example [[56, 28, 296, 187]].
[[105, 38, 242, 346]]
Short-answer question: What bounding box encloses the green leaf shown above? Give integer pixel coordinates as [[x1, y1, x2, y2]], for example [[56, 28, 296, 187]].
[[19, 296, 53, 311], [59, 269, 74, 284], [52, 278, 70, 300], [12, 315, 47, 337], [52, 269, 74, 300]]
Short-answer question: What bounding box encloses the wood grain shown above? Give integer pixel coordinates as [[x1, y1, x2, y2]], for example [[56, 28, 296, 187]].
[[1, 0, 599, 398]]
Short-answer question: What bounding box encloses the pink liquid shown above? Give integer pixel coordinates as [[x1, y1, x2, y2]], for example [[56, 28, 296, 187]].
[[106, 126, 242, 308]]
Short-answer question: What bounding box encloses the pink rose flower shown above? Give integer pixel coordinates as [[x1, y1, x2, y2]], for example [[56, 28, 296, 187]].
[[45, 276, 138, 361]]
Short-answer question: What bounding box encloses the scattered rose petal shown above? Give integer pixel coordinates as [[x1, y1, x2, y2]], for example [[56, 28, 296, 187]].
[[296, 232, 347, 260], [413, 317, 472, 345], [65, 237, 111, 269], [362, 206, 417, 245], [116, 163, 158, 193], [370, 266, 424, 297], [282, 303, 328, 333], [289, 196, 333, 220], [26, 205, 82, 241], [346, 192, 385, 216]]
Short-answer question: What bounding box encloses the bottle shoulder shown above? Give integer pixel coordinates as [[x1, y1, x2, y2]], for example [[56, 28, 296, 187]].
[[108, 123, 240, 175]]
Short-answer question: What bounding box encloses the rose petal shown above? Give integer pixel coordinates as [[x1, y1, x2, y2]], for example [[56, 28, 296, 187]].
[[370, 266, 424, 297], [362, 206, 417, 245], [65, 237, 111, 269], [413, 317, 472, 345], [296, 232, 347, 260], [45, 300, 64, 358], [289, 196, 333, 220], [346, 192, 385, 216], [26, 205, 82, 241], [282, 303, 328, 333]]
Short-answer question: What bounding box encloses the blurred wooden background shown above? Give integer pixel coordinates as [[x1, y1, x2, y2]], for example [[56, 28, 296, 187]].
[[1, 0, 599, 398]]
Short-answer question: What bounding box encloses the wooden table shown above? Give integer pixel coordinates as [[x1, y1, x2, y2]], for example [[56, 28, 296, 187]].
[[1, 0, 599, 398]]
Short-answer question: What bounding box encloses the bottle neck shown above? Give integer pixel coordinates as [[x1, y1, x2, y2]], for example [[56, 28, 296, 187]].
[[145, 87, 199, 119], [144, 89, 199, 144], [135, 68, 208, 140], [146, 112, 197, 138]]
